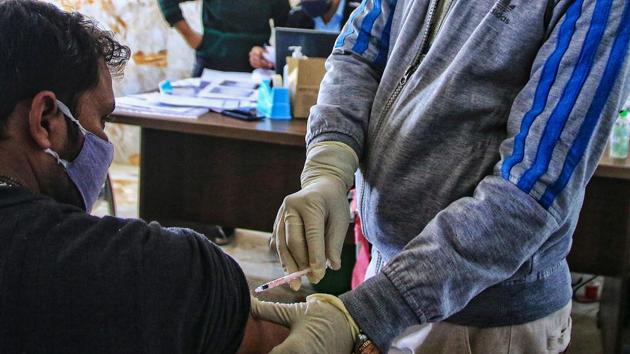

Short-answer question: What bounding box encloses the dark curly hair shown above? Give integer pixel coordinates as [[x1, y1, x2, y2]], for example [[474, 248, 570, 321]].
[[0, 0, 130, 137]]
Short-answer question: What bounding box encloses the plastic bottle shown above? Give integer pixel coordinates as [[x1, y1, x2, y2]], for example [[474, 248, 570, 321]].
[[610, 109, 629, 159], [283, 46, 305, 88]]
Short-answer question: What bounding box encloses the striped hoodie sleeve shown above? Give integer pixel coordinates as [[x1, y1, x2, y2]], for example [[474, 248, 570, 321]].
[[307, 0, 398, 155], [500, 0, 630, 214], [340, 0, 629, 349]]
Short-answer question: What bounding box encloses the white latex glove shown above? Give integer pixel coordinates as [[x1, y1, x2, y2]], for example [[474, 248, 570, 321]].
[[272, 141, 359, 289], [251, 294, 359, 354]]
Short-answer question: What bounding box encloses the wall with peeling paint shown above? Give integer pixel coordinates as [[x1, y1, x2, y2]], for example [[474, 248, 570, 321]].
[[49, 0, 202, 95], [46, 0, 204, 165]]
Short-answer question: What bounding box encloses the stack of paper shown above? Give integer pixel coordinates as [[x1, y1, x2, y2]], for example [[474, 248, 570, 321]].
[[114, 69, 259, 119], [114, 93, 208, 119]]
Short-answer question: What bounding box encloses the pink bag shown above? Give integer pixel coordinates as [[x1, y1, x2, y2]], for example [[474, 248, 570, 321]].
[[350, 189, 371, 289]]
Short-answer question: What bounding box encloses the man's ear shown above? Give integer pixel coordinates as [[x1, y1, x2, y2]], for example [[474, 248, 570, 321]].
[[28, 91, 63, 150]]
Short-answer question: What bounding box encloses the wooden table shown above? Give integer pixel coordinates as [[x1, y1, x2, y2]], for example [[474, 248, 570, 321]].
[[111, 110, 630, 352], [111, 111, 307, 233], [567, 153, 630, 354]]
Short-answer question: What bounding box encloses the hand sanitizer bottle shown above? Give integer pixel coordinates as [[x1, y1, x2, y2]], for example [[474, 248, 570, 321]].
[[283, 46, 304, 88], [610, 109, 629, 159]]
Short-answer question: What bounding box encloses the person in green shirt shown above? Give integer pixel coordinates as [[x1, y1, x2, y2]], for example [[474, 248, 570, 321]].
[[158, 0, 291, 244], [158, 0, 290, 75]]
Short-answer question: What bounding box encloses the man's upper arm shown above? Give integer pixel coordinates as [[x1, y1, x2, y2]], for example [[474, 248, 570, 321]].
[[340, 0, 630, 349], [140, 225, 251, 353], [500, 0, 630, 217], [307, 0, 399, 156]]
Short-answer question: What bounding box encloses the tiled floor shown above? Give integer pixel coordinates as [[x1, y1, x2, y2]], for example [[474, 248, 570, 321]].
[[95, 163, 605, 353]]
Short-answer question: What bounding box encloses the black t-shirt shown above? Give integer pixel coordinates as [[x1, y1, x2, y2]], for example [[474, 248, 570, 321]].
[[0, 187, 250, 353]]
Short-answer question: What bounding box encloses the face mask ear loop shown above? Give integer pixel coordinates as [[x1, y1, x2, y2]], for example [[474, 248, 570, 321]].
[[56, 100, 88, 136], [44, 148, 69, 169]]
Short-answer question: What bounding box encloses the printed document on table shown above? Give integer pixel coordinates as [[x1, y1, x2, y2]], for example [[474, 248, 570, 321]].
[[116, 70, 259, 118], [198, 68, 259, 100]]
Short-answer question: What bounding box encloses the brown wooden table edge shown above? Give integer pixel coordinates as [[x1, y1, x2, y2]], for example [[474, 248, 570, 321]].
[[110, 112, 307, 147]]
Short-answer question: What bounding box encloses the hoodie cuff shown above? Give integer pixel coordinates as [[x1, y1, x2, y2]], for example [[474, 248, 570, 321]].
[[339, 272, 424, 351]]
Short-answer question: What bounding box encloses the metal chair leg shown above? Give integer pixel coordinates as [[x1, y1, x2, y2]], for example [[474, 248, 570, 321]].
[[104, 173, 116, 216]]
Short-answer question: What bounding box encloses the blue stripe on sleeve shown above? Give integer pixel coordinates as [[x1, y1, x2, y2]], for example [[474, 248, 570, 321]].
[[517, 0, 613, 193], [335, 0, 368, 48], [373, 0, 396, 69], [352, 0, 383, 55], [540, 0, 630, 209], [500, 0, 584, 180]]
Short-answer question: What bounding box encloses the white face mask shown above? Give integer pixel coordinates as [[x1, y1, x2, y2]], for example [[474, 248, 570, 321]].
[[44, 100, 114, 211]]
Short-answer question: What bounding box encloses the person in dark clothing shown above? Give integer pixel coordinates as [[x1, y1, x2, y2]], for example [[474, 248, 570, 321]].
[[158, 0, 291, 74], [286, 0, 360, 31], [0, 2, 287, 353], [249, 0, 360, 70]]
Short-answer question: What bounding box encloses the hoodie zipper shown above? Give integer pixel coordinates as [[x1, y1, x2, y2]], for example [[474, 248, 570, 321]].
[[367, 0, 442, 151], [359, 0, 453, 232]]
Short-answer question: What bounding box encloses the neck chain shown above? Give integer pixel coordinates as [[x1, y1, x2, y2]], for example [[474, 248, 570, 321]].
[[0, 175, 23, 188]]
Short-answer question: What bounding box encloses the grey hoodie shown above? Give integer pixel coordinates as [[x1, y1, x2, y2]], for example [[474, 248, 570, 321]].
[[307, 0, 630, 350]]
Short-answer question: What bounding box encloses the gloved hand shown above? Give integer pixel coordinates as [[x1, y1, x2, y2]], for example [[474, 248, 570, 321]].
[[251, 294, 359, 354], [272, 141, 359, 289]]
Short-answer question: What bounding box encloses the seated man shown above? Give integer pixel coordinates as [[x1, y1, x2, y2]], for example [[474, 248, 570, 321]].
[[0, 1, 286, 353], [249, 0, 360, 69]]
